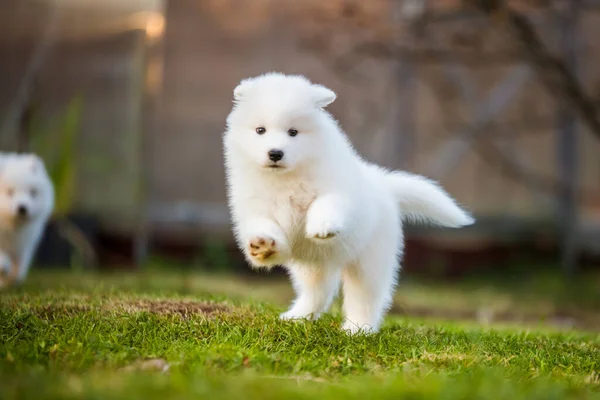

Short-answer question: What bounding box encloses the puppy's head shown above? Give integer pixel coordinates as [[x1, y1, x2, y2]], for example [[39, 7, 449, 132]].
[[0, 154, 54, 225], [225, 73, 336, 173]]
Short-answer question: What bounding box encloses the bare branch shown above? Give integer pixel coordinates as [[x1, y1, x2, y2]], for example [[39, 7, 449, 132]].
[[486, 3, 600, 138]]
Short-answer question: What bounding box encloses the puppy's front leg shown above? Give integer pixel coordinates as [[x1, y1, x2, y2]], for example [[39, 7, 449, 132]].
[[0, 252, 19, 288], [241, 218, 291, 268], [305, 194, 349, 242]]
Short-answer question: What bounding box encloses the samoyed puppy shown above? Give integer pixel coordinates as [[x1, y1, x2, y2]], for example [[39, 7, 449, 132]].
[[224, 73, 474, 334], [0, 153, 54, 287]]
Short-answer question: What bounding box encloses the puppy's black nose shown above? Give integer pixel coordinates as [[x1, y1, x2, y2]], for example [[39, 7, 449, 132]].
[[268, 149, 284, 162], [17, 205, 28, 218]]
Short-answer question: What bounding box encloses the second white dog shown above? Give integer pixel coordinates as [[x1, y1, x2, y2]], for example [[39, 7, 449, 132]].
[[224, 73, 474, 334]]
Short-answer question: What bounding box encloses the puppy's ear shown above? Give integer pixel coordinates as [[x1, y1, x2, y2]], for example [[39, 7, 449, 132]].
[[312, 84, 336, 108], [0, 154, 16, 176], [233, 78, 254, 102], [24, 154, 43, 173]]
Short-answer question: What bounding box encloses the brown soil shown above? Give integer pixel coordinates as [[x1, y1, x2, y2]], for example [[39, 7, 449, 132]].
[[119, 299, 227, 319], [25, 299, 228, 321]]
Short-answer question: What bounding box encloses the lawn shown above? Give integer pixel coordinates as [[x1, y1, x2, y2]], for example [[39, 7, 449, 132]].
[[0, 269, 599, 399]]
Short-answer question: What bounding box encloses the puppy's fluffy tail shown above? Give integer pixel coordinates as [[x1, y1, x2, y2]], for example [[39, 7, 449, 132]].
[[385, 171, 474, 227]]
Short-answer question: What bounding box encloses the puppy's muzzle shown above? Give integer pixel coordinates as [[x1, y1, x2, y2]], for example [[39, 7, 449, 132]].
[[17, 205, 28, 219]]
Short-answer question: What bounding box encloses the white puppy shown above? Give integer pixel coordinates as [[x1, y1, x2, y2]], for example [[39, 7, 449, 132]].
[[224, 73, 474, 334], [0, 153, 54, 287]]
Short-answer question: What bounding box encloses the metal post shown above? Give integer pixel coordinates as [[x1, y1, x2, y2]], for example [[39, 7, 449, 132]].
[[557, 0, 580, 277], [133, 29, 150, 269], [134, 6, 166, 268]]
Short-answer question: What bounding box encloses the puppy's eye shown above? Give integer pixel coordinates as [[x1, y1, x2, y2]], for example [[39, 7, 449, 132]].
[[6, 188, 14, 197], [30, 188, 38, 198], [288, 129, 298, 137], [256, 127, 266, 135]]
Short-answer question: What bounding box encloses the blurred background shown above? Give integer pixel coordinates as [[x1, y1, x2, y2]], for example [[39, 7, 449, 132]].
[[1, 0, 600, 294]]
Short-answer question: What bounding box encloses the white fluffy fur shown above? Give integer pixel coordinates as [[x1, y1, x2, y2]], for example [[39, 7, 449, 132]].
[[224, 73, 474, 334], [0, 153, 54, 287]]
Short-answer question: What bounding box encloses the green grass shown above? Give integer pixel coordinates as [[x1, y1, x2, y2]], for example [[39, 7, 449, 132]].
[[0, 270, 599, 399]]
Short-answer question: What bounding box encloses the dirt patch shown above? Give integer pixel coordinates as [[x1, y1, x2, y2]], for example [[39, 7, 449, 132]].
[[34, 304, 92, 321], [22, 299, 228, 321], [118, 299, 228, 319]]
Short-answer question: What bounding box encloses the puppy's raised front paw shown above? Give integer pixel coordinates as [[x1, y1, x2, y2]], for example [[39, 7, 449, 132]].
[[247, 236, 278, 262]]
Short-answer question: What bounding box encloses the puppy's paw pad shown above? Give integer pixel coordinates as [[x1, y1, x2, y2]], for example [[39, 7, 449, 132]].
[[314, 231, 338, 240], [306, 222, 340, 241], [247, 236, 277, 261]]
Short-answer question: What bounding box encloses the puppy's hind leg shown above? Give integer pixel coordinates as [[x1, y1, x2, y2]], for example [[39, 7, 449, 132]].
[[280, 263, 341, 321], [341, 247, 399, 334]]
